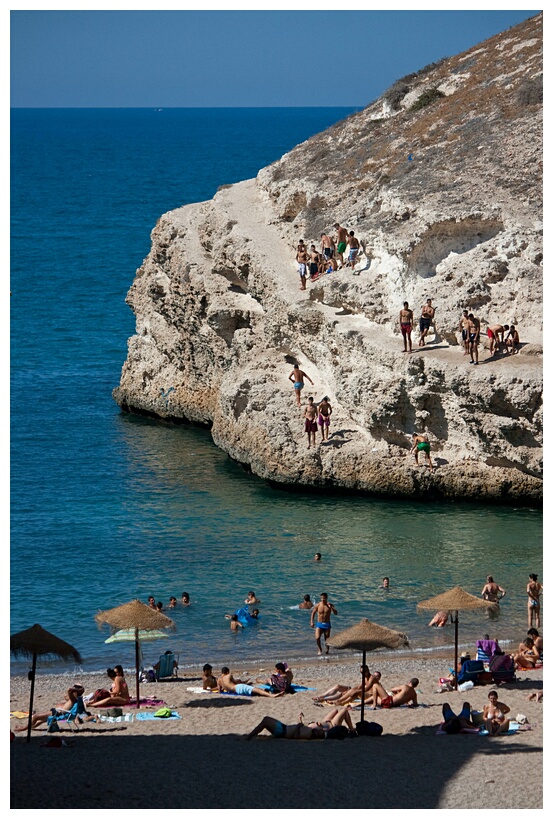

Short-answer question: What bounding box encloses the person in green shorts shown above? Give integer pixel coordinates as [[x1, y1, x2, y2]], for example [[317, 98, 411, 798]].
[[334, 222, 348, 268], [410, 433, 434, 471]]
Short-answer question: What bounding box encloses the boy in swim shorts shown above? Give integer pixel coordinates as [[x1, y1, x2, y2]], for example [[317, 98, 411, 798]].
[[304, 396, 318, 448], [310, 593, 338, 655], [317, 396, 332, 441], [346, 230, 360, 268], [217, 668, 282, 698], [365, 678, 419, 709], [334, 222, 348, 267]]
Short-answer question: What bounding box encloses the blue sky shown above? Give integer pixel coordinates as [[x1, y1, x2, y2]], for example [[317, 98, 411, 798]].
[[10, 8, 540, 108]]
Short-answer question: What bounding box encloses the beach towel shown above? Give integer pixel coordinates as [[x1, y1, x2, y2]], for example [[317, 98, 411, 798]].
[[135, 710, 181, 721], [98, 713, 135, 723], [257, 684, 316, 692], [127, 697, 166, 707], [186, 687, 211, 694], [515, 663, 543, 671], [10, 711, 29, 719], [479, 721, 520, 736]]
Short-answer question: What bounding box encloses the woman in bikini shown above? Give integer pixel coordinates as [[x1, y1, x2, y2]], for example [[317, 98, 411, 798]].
[[482, 690, 510, 736], [512, 637, 540, 669], [88, 664, 130, 708]]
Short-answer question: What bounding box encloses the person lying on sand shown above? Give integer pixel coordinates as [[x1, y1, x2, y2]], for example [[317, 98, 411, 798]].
[[87, 665, 130, 708], [217, 667, 282, 698], [313, 667, 381, 706], [245, 706, 354, 740], [482, 690, 510, 736], [364, 678, 419, 709], [14, 684, 90, 731], [441, 701, 476, 734]]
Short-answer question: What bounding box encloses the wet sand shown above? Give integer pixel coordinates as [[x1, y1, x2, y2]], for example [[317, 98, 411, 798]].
[[10, 652, 543, 809]]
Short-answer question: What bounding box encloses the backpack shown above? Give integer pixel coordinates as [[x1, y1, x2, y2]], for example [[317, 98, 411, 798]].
[[356, 720, 383, 737], [325, 725, 349, 740]]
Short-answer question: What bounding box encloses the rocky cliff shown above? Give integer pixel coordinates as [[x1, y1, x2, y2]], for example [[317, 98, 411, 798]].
[[114, 13, 543, 506]]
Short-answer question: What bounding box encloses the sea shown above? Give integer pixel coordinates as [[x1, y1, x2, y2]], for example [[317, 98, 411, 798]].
[[10, 108, 542, 677]]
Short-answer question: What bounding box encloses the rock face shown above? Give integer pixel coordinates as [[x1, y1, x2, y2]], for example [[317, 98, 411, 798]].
[[114, 14, 543, 506]]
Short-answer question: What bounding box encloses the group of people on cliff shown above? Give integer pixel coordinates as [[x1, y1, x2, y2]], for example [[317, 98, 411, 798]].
[[295, 224, 361, 289]]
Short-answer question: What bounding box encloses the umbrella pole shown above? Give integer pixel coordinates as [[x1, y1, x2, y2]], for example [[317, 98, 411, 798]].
[[454, 610, 459, 691], [135, 628, 140, 709], [360, 650, 366, 725], [26, 652, 37, 744]]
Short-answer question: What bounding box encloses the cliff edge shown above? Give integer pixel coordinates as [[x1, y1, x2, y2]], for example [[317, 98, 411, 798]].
[[114, 14, 543, 505]]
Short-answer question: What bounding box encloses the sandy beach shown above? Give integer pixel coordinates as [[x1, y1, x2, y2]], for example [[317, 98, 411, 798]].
[[10, 651, 543, 809]]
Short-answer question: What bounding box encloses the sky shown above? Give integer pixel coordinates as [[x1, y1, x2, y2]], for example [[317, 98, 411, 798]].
[[9, 5, 541, 108]]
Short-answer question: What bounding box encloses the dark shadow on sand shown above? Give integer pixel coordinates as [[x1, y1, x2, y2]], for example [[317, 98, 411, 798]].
[[182, 697, 253, 708], [10, 725, 542, 809]]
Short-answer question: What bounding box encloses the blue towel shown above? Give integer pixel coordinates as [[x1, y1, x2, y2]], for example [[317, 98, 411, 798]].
[[135, 711, 181, 721]]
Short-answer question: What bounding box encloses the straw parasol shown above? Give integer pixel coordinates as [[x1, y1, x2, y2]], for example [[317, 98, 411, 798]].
[[417, 586, 497, 689], [10, 624, 82, 743], [95, 600, 175, 708], [327, 619, 409, 724]]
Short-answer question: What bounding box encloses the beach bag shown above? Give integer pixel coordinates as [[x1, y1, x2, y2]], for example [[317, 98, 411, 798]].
[[356, 720, 383, 737], [325, 725, 349, 740], [107, 707, 123, 718]]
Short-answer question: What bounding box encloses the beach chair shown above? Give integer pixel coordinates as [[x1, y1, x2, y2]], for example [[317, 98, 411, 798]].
[[155, 651, 179, 681], [489, 654, 516, 684], [457, 659, 485, 686], [46, 696, 88, 732], [476, 639, 500, 664]]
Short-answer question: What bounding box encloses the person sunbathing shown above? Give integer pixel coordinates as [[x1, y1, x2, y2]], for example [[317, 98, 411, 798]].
[[88, 665, 130, 708], [512, 637, 540, 668], [217, 667, 282, 698], [441, 701, 476, 734], [312, 665, 376, 704], [333, 671, 382, 706], [245, 706, 354, 740], [364, 678, 419, 709], [14, 684, 87, 731], [482, 690, 510, 736]]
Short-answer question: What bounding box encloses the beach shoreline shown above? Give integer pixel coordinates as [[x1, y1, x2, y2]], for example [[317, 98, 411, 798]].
[[10, 649, 543, 809]]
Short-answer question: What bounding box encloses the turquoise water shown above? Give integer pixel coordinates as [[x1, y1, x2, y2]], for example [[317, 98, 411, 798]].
[[10, 109, 542, 674]]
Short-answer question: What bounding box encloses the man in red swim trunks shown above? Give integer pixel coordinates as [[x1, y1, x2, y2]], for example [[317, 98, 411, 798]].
[[365, 678, 419, 709], [317, 396, 332, 441]]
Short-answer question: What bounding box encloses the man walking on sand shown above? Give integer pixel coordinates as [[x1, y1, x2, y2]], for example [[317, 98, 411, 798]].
[[296, 241, 308, 291], [304, 396, 318, 449], [365, 678, 419, 709], [418, 298, 435, 346], [334, 222, 348, 268], [289, 363, 314, 407], [399, 302, 414, 353], [310, 593, 338, 655]]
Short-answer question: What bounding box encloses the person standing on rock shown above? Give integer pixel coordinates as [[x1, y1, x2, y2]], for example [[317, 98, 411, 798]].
[[321, 232, 335, 262], [304, 397, 318, 449], [467, 313, 481, 364], [334, 222, 348, 268], [418, 299, 435, 346], [399, 302, 414, 353], [410, 432, 434, 471], [296, 241, 308, 291], [459, 310, 470, 355], [309, 245, 321, 281], [346, 231, 360, 269], [317, 396, 332, 441], [289, 363, 314, 407]]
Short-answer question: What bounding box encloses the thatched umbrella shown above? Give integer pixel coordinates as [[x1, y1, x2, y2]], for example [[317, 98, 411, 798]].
[[10, 624, 82, 743], [95, 600, 175, 708], [417, 586, 496, 689], [327, 619, 409, 724]]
